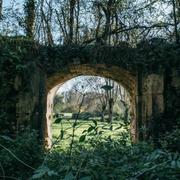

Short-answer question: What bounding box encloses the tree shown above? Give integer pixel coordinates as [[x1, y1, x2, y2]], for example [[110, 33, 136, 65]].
[[65, 76, 129, 123], [68, 0, 76, 43], [24, 0, 36, 38], [86, 77, 108, 121], [101, 78, 121, 124], [1, 0, 178, 44], [39, 0, 54, 45], [53, 94, 64, 114], [0, 0, 2, 19], [172, 0, 180, 43]]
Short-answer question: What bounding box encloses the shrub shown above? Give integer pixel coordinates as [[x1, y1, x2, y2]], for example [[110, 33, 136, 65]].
[[72, 112, 93, 120], [32, 139, 180, 180], [0, 130, 43, 179], [160, 128, 180, 152]]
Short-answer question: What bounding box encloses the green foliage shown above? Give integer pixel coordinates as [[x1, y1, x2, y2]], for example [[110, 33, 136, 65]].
[[0, 37, 180, 179], [31, 165, 58, 179], [33, 140, 180, 180], [0, 37, 180, 75], [0, 130, 43, 179], [160, 128, 180, 152], [0, 37, 39, 134], [54, 117, 63, 124], [51, 119, 130, 150], [34, 119, 180, 180], [44, 42, 180, 75], [72, 112, 94, 120]]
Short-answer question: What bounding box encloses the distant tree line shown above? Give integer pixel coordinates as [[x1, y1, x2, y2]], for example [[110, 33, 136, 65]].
[[53, 76, 130, 123]]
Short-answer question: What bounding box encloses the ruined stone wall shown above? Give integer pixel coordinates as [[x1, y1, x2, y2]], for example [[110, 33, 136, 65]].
[[15, 63, 47, 138], [12, 63, 180, 144], [0, 50, 47, 141], [169, 69, 180, 116], [136, 72, 164, 140], [136, 65, 180, 141], [0, 38, 180, 144], [163, 67, 180, 131]]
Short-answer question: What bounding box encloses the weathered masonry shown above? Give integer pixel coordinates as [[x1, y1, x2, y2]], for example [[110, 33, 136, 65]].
[[0, 38, 180, 145]]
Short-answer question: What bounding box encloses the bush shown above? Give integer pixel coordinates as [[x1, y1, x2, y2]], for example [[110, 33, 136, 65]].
[[160, 128, 180, 152], [0, 130, 44, 179], [72, 112, 93, 120], [32, 139, 180, 180], [53, 113, 64, 119]]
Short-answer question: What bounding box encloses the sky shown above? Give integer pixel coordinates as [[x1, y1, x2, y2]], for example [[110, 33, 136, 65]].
[[57, 79, 76, 94], [3, 0, 23, 7], [57, 75, 113, 94], [57, 76, 100, 94]]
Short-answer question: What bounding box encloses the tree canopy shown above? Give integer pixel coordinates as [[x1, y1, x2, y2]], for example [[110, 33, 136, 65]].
[[0, 0, 179, 45]]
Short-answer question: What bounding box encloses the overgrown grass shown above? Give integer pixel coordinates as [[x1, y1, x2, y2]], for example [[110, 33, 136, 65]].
[[0, 130, 43, 179], [0, 121, 179, 180], [29, 120, 178, 180], [32, 138, 180, 180], [51, 119, 129, 150]]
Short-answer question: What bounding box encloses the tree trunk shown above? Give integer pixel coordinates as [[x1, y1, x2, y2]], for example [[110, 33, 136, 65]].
[[75, 0, 80, 44], [103, 0, 112, 44], [101, 105, 106, 122], [108, 98, 114, 124], [24, 0, 36, 38], [68, 0, 76, 44], [172, 0, 179, 43], [40, 0, 54, 46], [0, 0, 2, 19], [95, 3, 102, 40]]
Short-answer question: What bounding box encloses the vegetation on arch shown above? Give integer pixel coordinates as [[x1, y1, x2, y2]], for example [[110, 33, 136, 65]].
[[0, 36, 180, 74], [0, 0, 180, 179]]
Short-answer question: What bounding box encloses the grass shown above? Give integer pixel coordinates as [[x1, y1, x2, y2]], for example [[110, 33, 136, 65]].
[[51, 119, 128, 150]]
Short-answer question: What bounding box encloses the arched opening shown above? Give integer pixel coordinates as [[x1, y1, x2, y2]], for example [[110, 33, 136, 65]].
[[45, 64, 137, 147]]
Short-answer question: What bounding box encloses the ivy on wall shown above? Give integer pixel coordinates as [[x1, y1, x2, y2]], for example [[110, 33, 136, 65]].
[[41, 39, 180, 76], [0, 37, 38, 135], [0, 36, 180, 136]]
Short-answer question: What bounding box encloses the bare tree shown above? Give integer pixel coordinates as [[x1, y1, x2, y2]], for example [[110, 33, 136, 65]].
[[0, 0, 2, 19], [41, 0, 54, 45], [68, 0, 76, 43], [24, 0, 36, 38], [71, 76, 128, 123], [86, 77, 108, 121], [102, 78, 120, 123], [1, 0, 177, 45], [75, 0, 80, 43], [172, 0, 179, 43]]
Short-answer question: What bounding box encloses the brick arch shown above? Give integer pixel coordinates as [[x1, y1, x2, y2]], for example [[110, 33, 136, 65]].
[[45, 64, 137, 146]]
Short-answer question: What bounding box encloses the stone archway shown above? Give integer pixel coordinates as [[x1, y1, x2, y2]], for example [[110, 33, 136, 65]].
[[45, 64, 137, 146], [1, 39, 179, 148]]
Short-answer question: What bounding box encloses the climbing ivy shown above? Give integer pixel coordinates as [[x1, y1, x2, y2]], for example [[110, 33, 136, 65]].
[[0, 37, 38, 134], [0, 36, 180, 135], [1, 36, 180, 75], [0, 37, 180, 179]]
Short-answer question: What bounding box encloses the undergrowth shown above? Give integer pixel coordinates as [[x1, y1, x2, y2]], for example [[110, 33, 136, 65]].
[[0, 130, 43, 180], [0, 126, 179, 180], [32, 139, 180, 180], [31, 124, 180, 180]]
